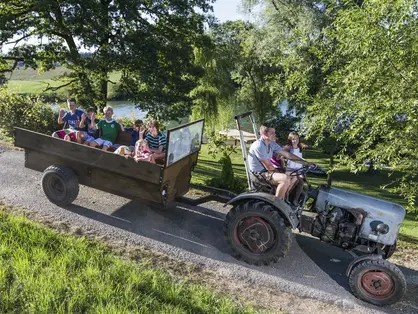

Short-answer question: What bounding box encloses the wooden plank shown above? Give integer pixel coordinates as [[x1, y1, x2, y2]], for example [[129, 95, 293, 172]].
[[116, 132, 133, 146], [25, 149, 163, 204], [15, 127, 163, 185]]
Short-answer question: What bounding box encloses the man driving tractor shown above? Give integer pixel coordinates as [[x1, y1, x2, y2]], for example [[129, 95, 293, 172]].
[[247, 125, 315, 201]]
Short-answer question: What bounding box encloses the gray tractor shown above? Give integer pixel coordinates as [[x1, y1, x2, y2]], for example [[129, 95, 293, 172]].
[[223, 112, 407, 306]]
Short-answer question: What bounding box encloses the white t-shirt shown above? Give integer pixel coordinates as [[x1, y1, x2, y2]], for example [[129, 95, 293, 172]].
[[287, 147, 303, 170]]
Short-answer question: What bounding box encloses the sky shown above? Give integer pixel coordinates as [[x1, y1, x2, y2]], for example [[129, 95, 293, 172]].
[[211, 0, 248, 23]]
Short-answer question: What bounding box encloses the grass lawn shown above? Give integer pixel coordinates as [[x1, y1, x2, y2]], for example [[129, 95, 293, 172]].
[[6, 67, 122, 98], [0, 207, 261, 314], [192, 144, 418, 246]]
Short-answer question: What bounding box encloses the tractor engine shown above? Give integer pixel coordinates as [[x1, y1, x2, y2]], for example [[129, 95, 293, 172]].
[[300, 207, 360, 249]]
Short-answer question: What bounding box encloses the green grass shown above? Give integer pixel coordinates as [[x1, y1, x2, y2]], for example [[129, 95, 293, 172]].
[[6, 67, 122, 98], [193, 145, 418, 245], [0, 208, 261, 314]]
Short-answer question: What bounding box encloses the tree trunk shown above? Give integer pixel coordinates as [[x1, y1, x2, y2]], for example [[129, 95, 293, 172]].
[[367, 159, 375, 174], [97, 0, 111, 111], [327, 153, 334, 186], [52, 4, 95, 106], [98, 74, 108, 110]]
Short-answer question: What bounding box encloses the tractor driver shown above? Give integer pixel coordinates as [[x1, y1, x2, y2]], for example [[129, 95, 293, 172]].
[[247, 125, 314, 201]]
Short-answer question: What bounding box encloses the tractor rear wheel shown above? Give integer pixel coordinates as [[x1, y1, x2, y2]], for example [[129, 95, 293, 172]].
[[348, 259, 406, 306], [224, 200, 292, 266]]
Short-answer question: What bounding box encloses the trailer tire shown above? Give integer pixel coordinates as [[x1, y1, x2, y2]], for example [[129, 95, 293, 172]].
[[349, 259, 406, 306], [42, 165, 79, 206], [224, 200, 292, 266]]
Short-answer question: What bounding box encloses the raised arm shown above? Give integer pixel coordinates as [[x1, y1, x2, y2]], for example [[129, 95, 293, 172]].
[[117, 119, 125, 132], [79, 113, 87, 128], [58, 109, 65, 125], [90, 113, 97, 129]]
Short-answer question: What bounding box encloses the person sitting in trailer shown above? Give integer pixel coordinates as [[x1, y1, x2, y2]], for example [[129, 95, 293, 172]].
[[124, 119, 147, 148], [133, 139, 155, 163], [52, 98, 85, 142], [89, 106, 125, 151], [76, 107, 99, 145], [143, 120, 166, 163]]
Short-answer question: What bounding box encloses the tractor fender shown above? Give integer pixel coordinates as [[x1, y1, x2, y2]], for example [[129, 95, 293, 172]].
[[224, 191, 299, 228], [346, 254, 383, 277]]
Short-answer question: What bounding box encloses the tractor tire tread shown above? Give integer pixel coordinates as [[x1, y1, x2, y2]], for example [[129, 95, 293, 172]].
[[348, 259, 406, 306], [42, 165, 79, 206], [224, 200, 292, 266]]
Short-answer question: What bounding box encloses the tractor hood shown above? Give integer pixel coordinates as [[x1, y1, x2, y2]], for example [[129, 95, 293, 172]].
[[316, 186, 405, 246]]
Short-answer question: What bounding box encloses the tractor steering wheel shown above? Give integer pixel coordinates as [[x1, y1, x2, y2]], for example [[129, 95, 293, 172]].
[[288, 164, 317, 176]]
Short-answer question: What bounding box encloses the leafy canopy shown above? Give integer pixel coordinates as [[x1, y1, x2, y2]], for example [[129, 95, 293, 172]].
[[0, 0, 212, 119]]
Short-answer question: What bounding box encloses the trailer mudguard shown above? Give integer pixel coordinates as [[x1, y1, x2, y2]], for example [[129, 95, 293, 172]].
[[224, 192, 299, 228]]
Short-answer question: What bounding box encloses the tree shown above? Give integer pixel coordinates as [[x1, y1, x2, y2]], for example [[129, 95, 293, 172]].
[[0, 0, 211, 118], [242, 0, 418, 208], [311, 0, 418, 208], [190, 21, 247, 131], [191, 20, 282, 129], [233, 26, 280, 122]]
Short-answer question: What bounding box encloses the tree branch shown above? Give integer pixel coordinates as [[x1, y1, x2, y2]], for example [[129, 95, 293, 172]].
[[1, 32, 36, 46], [42, 79, 76, 92]]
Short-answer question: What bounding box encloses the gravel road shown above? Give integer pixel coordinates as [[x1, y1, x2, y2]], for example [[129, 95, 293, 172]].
[[1, 148, 417, 314]]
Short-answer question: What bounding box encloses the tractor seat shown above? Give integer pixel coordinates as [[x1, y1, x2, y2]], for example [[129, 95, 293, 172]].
[[249, 171, 276, 194]]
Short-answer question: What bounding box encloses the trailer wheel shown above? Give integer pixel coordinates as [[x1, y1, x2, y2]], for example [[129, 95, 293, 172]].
[[224, 200, 292, 266], [348, 259, 406, 306], [42, 165, 79, 206]]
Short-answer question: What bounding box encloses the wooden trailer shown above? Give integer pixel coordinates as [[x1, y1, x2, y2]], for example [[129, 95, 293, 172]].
[[14, 119, 205, 207]]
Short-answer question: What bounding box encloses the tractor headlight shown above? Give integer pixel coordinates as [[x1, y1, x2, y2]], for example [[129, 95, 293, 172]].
[[376, 223, 389, 235]]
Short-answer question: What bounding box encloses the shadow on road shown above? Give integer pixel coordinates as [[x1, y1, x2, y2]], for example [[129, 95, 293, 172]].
[[63, 200, 418, 313]]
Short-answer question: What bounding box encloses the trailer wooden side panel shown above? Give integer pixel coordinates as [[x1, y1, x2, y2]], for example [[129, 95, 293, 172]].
[[162, 152, 199, 204], [15, 127, 163, 185], [25, 149, 163, 203]]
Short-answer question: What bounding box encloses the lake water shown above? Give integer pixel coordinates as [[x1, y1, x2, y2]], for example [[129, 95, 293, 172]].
[[107, 101, 146, 119], [51, 101, 146, 118], [51, 100, 292, 130]]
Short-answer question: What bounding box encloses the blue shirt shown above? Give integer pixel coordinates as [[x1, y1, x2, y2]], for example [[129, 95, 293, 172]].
[[271, 141, 283, 154], [124, 127, 140, 146], [248, 138, 282, 173], [86, 118, 99, 137], [62, 109, 84, 131]]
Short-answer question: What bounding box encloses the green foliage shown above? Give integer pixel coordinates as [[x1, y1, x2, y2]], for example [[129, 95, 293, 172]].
[[191, 20, 279, 131], [207, 133, 237, 159], [206, 134, 245, 192], [0, 0, 211, 119], [240, 0, 417, 209], [0, 88, 59, 138], [305, 0, 418, 209], [265, 111, 299, 144]]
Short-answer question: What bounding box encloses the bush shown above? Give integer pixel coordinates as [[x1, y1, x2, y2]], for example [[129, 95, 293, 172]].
[[0, 88, 59, 139], [206, 134, 246, 193]]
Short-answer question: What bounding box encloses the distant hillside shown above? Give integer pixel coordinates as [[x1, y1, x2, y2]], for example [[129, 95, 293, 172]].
[[7, 67, 70, 81], [5, 67, 122, 100]]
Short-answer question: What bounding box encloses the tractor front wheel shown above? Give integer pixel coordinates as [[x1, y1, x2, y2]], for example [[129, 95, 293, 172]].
[[348, 259, 406, 306], [224, 200, 292, 266]]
